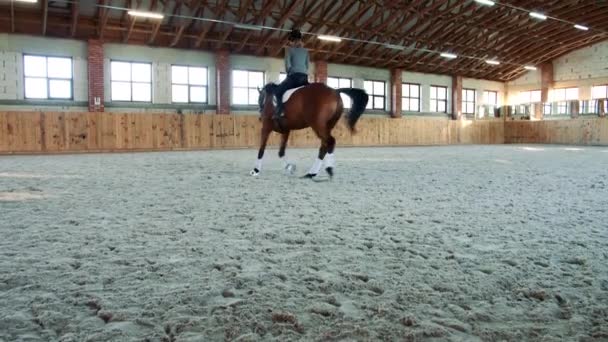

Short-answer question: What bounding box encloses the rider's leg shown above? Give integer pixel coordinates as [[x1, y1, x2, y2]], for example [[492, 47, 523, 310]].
[[274, 75, 298, 119]]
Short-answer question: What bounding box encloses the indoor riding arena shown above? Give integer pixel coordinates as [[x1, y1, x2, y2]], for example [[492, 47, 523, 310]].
[[1, 1, 607, 341]]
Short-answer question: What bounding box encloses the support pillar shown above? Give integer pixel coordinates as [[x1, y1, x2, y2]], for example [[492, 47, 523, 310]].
[[538, 62, 554, 120], [314, 60, 328, 84], [452, 75, 462, 120], [87, 40, 104, 112], [215, 50, 230, 115], [390, 68, 402, 118]]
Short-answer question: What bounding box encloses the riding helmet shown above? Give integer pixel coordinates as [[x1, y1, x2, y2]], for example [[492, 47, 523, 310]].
[[288, 29, 303, 41]]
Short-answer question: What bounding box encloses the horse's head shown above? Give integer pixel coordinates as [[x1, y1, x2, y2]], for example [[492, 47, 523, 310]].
[[258, 83, 278, 117]]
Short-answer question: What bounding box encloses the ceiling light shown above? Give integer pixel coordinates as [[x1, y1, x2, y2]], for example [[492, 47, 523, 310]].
[[234, 23, 262, 31], [127, 10, 164, 19], [486, 60, 500, 65], [385, 44, 405, 51], [524, 65, 537, 71], [529, 12, 547, 20], [318, 35, 342, 42], [474, 0, 495, 6], [15, 0, 38, 2], [574, 24, 589, 31], [440, 52, 457, 59]]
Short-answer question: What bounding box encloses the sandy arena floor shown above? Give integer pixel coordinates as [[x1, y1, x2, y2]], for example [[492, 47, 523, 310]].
[[1, 145, 607, 342]]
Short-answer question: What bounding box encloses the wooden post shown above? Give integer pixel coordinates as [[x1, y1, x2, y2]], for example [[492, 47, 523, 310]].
[[215, 50, 230, 115], [390, 68, 402, 118], [539, 62, 554, 120], [452, 75, 462, 120]]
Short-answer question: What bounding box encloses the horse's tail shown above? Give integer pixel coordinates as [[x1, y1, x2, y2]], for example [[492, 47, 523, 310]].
[[336, 88, 369, 133]]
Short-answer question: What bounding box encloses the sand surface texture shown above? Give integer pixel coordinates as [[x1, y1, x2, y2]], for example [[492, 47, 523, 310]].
[[1, 145, 607, 342]]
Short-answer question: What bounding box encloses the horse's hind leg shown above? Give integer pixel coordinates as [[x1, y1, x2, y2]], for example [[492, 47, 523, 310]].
[[324, 135, 336, 178], [303, 130, 333, 179]]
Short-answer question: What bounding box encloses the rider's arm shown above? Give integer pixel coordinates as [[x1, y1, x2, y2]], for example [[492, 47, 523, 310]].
[[284, 47, 292, 74]]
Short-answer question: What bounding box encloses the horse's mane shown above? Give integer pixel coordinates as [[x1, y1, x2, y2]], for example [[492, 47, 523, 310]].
[[262, 83, 278, 94]]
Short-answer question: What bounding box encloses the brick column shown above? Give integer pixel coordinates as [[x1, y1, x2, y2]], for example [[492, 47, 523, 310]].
[[390, 68, 402, 118], [599, 100, 606, 117], [314, 60, 328, 84], [538, 62, 554, 120], [451, 75, 462, 120], [215, 50, 230, 115], [87, 40, 104, 112]]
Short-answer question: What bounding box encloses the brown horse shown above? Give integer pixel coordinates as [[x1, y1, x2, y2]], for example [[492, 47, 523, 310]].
[[250, 82, 368, 178]]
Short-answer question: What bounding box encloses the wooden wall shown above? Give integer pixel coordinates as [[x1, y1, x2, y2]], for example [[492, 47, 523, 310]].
[[0, 112, 505, 154], [505, 118, 608, 145]]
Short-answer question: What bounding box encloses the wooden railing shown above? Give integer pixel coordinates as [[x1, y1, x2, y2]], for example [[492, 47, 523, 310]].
[[0, 112, 506, 154]]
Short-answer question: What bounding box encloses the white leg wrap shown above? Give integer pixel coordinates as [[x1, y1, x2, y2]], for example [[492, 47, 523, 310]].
[[308, 158, 323, 175], [325, 153, 336, 168], [280, 156, 288, 168], [254, 158, 263, 171]]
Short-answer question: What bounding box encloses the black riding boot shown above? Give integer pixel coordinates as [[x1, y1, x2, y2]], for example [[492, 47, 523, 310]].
[[274, 94, 284, 119]]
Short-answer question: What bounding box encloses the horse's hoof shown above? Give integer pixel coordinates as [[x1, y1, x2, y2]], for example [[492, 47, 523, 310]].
[[250, 168, 260, 177], [284, 163, 296, 175], [301, 173, 317, 179], [326, 167, 334, 179]]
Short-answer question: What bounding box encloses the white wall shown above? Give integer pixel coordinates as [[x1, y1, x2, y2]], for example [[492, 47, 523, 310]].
[[0, 34, 87, 103], [507, 40, 608, 104], [403, 71, 452, 114], [103, 43, 215, 109], [0, 34, 508, 116]]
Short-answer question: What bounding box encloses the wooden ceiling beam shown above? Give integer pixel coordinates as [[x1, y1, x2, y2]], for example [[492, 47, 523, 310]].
[[98, 0, 111, 39], [236, 0, 280, 52], [170, 0, 205, 47], [41, 0, 48, 35], [254, 0, 305, 55], [213, 0, 252, 49], [10, 0, 14, 33], [71, 0, 79, 37], [267, 0, 331, 57], [2, 0, 608, 82]]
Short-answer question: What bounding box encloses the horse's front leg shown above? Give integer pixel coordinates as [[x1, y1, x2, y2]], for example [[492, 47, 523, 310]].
[[278, 131, 296, 175], [250, 123, 272, 176]]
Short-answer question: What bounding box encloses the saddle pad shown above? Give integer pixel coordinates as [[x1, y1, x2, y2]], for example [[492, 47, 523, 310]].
[[282, 86, 305, 102]]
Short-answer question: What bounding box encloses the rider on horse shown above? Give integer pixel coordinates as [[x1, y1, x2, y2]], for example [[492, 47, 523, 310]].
[[273, 29, 310, 120]]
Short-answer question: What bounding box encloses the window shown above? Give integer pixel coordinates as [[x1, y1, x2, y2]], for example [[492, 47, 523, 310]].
[[462, 88, 476, 115], [402, 83, 420, 112], [23, 55, 73, 99], [483, 91, 498, 106], [430, 86, 448, 113], [232, 70, 264, 105], [550, 87, 578, 115], [592, 85, 607, 99], [110, 61, 152, 102], [171, 66, 208, 103], [364, 80, 386, 110], [328, 76, 352, 108], [519, 90, 541, 104], [279, 73, 287, 82], [480, 90, 498, 118], [581, 100, 598, 115]]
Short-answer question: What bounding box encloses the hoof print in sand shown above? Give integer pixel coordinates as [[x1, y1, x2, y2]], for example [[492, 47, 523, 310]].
[[97, 310, 113, 323], [271, 311, 304, 334]]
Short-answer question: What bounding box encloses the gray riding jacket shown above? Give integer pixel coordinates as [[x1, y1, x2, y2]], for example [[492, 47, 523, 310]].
[[285, 47, 310, 75]]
